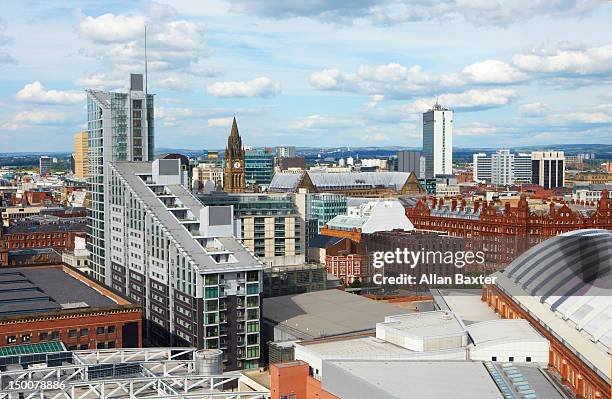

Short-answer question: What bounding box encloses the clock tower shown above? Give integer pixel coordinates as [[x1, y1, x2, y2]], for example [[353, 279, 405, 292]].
[[224, 116, 245, 193]]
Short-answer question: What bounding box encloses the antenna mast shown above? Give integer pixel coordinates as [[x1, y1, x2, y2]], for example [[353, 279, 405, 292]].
[[144, 25, 148, 95]]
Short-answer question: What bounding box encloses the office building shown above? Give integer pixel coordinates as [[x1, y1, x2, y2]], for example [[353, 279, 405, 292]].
[[531, 151, 565, 189], [39, 156, 52, 176], [224, 117, 246, 193], [0, 264, 142, 351], [491, 149, 513, 186], [513, 153, 532, 183], [305, 193, 348, 233], [472, 153, 491, 183], [276, 146, 296, 158], [245, 149, 275, 187], [106, 159, 264, 370], [396, 150, 425, 178], [198, 192, 304, 267], [73, 131, 88, 178], [192, 162, 224, 191], [423, 104, 453, 178], [86, 73, 154, 283]]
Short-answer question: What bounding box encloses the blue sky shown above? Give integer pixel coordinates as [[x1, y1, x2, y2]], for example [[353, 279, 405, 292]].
[[0, 0, 611, 152]]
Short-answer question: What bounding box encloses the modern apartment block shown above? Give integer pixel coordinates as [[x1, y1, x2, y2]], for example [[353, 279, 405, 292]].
[[106, 159, 264, 370], [532, 151, 565, 189], [86, 73, 154, 283], [39, 156, 52, 176], [197, 192, 304, 267], [73, 131, 88, 179], [422, 104, 453, 178]]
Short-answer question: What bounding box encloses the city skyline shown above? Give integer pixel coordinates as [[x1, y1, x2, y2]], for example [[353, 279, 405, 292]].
[[1, 1, 612, 152]]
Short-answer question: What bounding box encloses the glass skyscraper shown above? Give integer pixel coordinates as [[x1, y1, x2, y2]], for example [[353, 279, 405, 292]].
[[86, 73, 154, 283], [245, 149, 274, 187]]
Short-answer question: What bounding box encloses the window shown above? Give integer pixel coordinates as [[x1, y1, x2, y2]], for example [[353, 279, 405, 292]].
[[68, 330, 77, 338], [509, 357, 514, 362], [96, 327, 105, 335], [491, 356, 497, 361], [107, 341, 116, 349], [21, 334, 31, 343], [68, 346, 77, 351], [51, 331, 60, 340], [526, 357, 531, 362], [80, 344, 89, 350], [107, 326, 116, 334], [97, 342, 105, 349], [80, 328, 89, 337]]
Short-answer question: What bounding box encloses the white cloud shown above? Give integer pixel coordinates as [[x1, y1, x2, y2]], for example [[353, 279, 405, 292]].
[[362, 133, 390, 141], [513, 43, 612, 76], [157, 76, 190, 91], [438, 89, 516, 110], [13, 109, 73, 125], [226, 0, 598, 27], [291, 114, 363, 130], [455, 60, 527, 84], [207, 117, 234, 127], [16, 82, 85, 104], [77, 12, 146, 43], [519, 102, 549, 117], [207, 77, 281, 98], [75, 73, 125, 89]]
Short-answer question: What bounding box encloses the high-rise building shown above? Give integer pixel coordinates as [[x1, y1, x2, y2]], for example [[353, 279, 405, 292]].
[[73, 131, 88, 179], [396, 150, 425, 178], [473, 150, 532, 185], [245, 149, 274, 188], [532, 151, 565, 189], [39, 156, 52, 176], [86, 73, 154, 283], [276, 146, 296, 158], [422, 104, 453, 178], [107, 159, 264, 370], [491, 149, 514, 186], [224, 117, 245, 193], [472, 153, 491, 183], [305, 193, 348, 233], [513, 153, 532, 184]]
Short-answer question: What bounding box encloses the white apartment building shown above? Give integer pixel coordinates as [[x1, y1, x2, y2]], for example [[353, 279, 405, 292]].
[[423, 104, 453, 178]]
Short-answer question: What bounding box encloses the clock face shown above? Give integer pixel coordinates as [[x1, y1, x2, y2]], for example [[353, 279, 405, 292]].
[[234, 161, 241, 169]]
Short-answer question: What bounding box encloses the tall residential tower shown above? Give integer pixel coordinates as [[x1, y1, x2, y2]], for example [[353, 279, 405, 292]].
[[86, 73, 154, 283], [422, 104, 453, 178]]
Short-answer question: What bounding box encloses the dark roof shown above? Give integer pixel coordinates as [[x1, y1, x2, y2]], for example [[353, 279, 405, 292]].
[[0, 267, 117, 318], [6, 222, 87, 235], [309, 234, 343, 249]]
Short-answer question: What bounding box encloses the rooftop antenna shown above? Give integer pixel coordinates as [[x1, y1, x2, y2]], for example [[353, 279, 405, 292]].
[[144, 25, 148, 95]]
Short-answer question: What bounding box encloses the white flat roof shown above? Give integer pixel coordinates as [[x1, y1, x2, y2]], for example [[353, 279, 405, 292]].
[[438, 288, 499, 325], [322, 360, 503, 399], [467, 319, 547, 347], [378, 311, 465, 338]]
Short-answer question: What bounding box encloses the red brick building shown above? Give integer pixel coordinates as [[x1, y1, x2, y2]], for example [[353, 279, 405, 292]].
[[0, 264, 142, 351], [3, 221, 87, 252], [270, 361, 338, 399]]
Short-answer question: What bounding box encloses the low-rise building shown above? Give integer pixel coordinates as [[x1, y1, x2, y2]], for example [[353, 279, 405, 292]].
[[0, 264, 141, 351]]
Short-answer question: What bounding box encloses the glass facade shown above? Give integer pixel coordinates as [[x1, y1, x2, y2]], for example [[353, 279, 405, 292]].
[[245, 150, 274, 187], [308, 193, 347, 233]]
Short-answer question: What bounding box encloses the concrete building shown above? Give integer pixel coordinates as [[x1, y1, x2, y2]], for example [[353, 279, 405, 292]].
[[276, 146, 296, 158], [396, 150, 425, 178], [473, 150, 531, 185], [192, 162, 224, 191], [106, 159, 264, 370], [39, 156, 52, 176], [531, 151, 565, 189], [86, 73, 155, 283], [0, 264, 142, 351], [491, 149, 513, 186], [61, 235, 90, 274], [73, 131, 88, 179], [513, 153, 532, 184], [197, 192, 304, 267], [423, 104, 453, 178]]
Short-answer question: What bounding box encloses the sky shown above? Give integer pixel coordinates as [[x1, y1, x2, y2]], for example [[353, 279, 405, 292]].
[[0, 0, 611, 152]]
